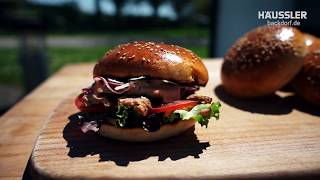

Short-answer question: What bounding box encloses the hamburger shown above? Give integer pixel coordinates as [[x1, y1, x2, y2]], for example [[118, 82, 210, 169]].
[[75, 41, 221, 142]]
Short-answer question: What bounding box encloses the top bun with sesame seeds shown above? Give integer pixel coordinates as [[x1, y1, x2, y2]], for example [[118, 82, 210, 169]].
[[304, 34, 319, 50], [93, 41, 208, 86], [292, 37, 320, 107], [221, 25, 306, 98]]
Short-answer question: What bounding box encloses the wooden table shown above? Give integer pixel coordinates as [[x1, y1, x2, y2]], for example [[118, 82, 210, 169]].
[[1, 59, 320, 179], [0, 61, 94, 179]]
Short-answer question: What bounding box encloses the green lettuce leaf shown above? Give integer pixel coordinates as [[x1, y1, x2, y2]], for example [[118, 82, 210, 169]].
[[174, 102, 221, 127], [115, 104, 128, 127], [163, 112, 177, 124]]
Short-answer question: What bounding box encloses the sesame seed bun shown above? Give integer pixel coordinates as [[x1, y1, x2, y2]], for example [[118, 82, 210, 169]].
[[221, 25, 306, 98], [292, 39, 320, 107], [304, 33, 320, 51], [93, 41, 208, 86], [99, 119, 195, 142]]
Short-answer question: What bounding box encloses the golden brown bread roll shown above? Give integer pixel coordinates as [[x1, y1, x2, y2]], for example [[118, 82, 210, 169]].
[[304, 33, 320, 51], [221, 25, 306, 98], [292, 38, 320, 107], [93, 41, 208, 86]]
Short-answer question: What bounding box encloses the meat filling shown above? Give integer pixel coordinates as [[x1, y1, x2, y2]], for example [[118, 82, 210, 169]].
[[82, 93, 114, 107], [186, 94, 212, 104], [92, 77, 197, 103], [119, 96, 152, 116]]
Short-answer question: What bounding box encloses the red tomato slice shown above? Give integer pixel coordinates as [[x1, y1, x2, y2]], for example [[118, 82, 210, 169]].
[[150, 100, 198, 114], [75, 93, 106, 112]]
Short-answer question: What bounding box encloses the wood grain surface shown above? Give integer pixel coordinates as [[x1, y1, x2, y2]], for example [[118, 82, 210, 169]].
[[30, 60, 320, 179], [0, 63, 93, 179]]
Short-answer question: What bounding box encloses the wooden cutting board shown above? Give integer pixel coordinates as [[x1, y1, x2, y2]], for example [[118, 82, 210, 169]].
[[31, 61, 320, 179]]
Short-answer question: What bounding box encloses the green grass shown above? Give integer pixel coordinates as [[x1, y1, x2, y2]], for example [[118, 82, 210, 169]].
[[0, 46, 208, 86], [0, 49, 21, 85], [188, 46, 208, 58], [48, 46, 112, 73]]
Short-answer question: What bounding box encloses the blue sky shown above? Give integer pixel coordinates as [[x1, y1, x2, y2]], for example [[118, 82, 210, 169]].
[[29, 0, 177, 19]]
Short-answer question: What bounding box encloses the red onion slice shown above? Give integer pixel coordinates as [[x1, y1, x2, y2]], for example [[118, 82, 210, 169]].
[[81, 121, 99, 133], [106, 78, 123, 85], [94, 76, 131, 94]]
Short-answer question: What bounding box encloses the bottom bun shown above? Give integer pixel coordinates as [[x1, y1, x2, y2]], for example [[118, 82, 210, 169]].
[[99, 119, 195, 142]]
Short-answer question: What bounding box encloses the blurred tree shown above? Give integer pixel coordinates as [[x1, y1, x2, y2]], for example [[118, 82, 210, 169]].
[[30, 2, 80, 32], [171, 0, 191, 23], [94, 0, 102, 18], [113, 0, 126, 18], [192, 0, 210, 17], [0, 1, 33, 29], [149, 0, 162, 18], [133, 0, 162, 18], [94, 0, 102, 29], [189, 0, 210, 26]]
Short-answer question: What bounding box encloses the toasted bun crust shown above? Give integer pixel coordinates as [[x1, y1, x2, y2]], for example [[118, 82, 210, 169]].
[[304, 33, 320, 50], [93, 41, 208, 86], [99, 119, 195, 142], [292, 40, 320, 107], [222, 25, 306, 98]]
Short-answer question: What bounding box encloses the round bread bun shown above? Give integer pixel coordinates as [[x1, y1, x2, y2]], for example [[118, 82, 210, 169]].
[[292, 39, 320, 107], [93, 41, 208, 86], [99, 119, 195, 142], [304, 33, 320, 51], [221, 25, 306, 98]]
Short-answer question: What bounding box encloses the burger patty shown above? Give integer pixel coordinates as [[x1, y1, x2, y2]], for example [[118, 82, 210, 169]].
[[125, 80, 182, 103], [82, 93, 114, 108], [186, 94, 212, 104], [82, 92, 151, 115], [83, 92, 213, 114], [119, 97, 152, 116]]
